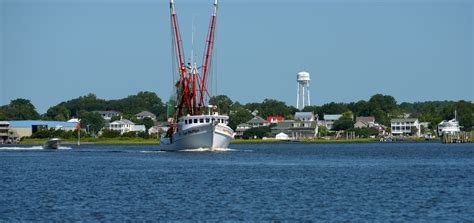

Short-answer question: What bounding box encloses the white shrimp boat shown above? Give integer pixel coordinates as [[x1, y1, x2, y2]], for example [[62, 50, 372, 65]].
[[160, 0, 234, 151], [160, 113, 233, 151]]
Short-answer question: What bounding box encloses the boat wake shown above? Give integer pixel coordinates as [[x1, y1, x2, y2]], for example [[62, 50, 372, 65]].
[[57, 146, 73, 150], [0, 146, 72, 150], [139, 150, 165, 154], [179, 147, 237, 152], [0, 146, 44, 150]]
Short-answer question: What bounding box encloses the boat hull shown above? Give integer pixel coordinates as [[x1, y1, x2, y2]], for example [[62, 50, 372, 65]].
[[160, 123, 233, 151]]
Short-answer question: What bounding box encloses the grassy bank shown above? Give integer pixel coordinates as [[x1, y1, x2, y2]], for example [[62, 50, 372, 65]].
[[21, 137, 160, 145], [231, 138, 379, 144]]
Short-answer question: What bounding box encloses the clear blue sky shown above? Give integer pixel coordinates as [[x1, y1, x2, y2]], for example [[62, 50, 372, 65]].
[[1, 0, 473, 113]]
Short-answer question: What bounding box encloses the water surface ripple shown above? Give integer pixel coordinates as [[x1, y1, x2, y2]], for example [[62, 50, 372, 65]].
[[0, 143, 473, 221]]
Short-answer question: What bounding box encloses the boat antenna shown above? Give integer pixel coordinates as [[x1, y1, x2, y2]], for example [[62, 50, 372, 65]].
[[192, 16, 196, 66]]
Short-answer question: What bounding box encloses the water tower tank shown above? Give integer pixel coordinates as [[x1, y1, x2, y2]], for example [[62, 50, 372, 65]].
[[297, 71, 310, 83]]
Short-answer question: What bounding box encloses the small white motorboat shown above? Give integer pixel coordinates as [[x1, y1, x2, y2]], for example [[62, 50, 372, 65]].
[[43, 138, 61, 150]]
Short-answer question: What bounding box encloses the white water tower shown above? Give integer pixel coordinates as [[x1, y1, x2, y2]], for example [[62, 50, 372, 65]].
[[296, 71, 311, 109]]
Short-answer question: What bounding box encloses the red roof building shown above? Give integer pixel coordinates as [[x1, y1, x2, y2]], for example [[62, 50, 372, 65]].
[[266, 116, 284, 124]]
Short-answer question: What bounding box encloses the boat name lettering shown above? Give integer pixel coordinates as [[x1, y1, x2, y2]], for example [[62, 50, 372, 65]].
[[183, 128, 200, 135]]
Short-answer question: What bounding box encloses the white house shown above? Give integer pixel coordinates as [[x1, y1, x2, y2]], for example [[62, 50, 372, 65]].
[[148, 122, 170, 135], [234, 116, 269, 138], [320, 114, 343, 130], [109, 119, 135, 134], [235, 123, 252, 138], [390, 118, 421, 136], [247, 116, 269, 128], [271, 112, 318, 140], [95, 111, 121, 121]]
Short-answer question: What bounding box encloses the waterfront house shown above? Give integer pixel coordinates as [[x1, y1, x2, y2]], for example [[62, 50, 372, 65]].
[[235, 123, 252, 138], [295, 112, 315, 121], [109, 119, 135, 134], [320, 114, 343, 130], [234, 116, 269, 138], [390, 118, 421, 136], [354, 116, 376, 128], [135, 111, 157, 121], [247, 116, 269, 128], [271, 112, 318, 140], [148, 122, 170, 135], [94, 111, 121, 121]]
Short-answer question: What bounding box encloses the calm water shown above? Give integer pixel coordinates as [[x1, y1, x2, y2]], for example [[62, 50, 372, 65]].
[[0, 142, 473, 221]]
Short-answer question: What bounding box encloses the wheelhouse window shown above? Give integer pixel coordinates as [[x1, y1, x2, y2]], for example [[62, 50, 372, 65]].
[[200, 119, 204, 123], [206, 118, 210, 123], [185, 120, 188, 124], [194, 119, 198, 123]]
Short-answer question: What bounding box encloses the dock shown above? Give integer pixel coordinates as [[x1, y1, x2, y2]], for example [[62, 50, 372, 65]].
[[441, 132, 473, 144]]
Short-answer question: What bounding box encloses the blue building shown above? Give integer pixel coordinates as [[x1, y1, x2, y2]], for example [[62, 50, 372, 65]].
[[8, 120, 78, 138]]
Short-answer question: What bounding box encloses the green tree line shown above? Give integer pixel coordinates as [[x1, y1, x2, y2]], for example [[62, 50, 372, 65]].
[[1, 93, 473, 132]]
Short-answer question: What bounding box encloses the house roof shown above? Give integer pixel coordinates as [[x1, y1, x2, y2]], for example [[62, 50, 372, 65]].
[[247, 116, 267, 124], [266, 116, 284, 122], [356, 116, 375, 123], [237, 123, 251, 128], [391, 118, 418, 122], [272, 120, 317, 130], [323, 114, 342, 121], [110, 119, 135, 125], [135, 111, 156, 117], [295, 112, 314, 121], [8, 120, 77, 128], [272, 120, 295, 129], [94, 110, 121, 115]]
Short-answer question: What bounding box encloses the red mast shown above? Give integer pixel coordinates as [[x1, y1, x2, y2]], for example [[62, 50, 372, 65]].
[[169, 0, 219, 120], [199, 0, 218, 112]]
